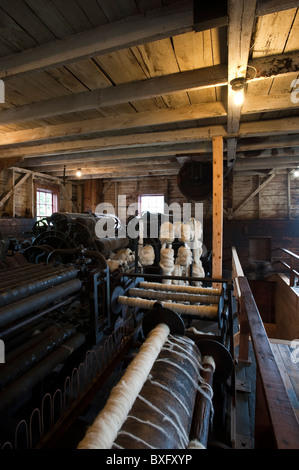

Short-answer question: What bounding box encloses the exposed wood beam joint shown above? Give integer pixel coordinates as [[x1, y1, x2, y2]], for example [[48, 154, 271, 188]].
[[229, 169, 277, 218]]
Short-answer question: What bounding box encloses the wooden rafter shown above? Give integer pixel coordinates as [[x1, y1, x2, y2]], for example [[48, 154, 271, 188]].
[[0, 50, 298, 126], [1, 115, 299, 160]]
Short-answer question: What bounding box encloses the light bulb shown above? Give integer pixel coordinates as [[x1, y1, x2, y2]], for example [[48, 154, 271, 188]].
[[76, 169, 82, 177], [294, 169, 299, 178], [233, 89, 244, 106]]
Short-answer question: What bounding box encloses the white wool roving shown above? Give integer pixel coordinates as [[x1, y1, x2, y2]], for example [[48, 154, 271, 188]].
[[176, 245, 192, 267], [139, 245, 155, 266], [160, 243, 174, 285], [77, 323, 170, 449], [171, 263, 183, 285], [107, 259, 123, 272], [193, 245, 203, 264], [114, 248, 135, 263], [173, 220, 182, 239], [159, 222, 174, 243], [192, 262, 205, 286], [179, 223, 191, 243]]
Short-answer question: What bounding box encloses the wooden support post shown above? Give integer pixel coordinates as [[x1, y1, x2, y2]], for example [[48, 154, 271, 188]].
[[212, 136, 223, 284], [83, 179, 102, 213]]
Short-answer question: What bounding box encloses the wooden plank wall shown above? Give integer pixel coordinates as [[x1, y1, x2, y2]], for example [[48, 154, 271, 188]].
[[272, 274, 299, 340], [0, 168, 79, 218], [0, 168, 298, 263]]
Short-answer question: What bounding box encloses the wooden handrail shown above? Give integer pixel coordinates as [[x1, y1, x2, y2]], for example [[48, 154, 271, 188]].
[[232, 247, 299, 449], [238, 276, 299, 449], [279, 248, 299, 287]]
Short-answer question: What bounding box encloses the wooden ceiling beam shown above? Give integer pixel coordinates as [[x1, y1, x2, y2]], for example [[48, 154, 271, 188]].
[[21, 144, 299, 171], [0, 50, 298, 125], [1, 92, 298, 147], [227, 0, 258, 170], [0, 102, 227, 146], [0, 65, 228, 125], [256, 0, 299, 16], [21, 145, 210, 167], [0, 126, 225, 159], [26, 157, 179, 173], [1, 116, 299, 160]]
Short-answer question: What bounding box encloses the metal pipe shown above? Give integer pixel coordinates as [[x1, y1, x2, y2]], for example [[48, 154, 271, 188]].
[[0, 333, 85, 416], [0, 278, 82, 328], [0, 324, 77, 389], [0, 266, 78, 306]]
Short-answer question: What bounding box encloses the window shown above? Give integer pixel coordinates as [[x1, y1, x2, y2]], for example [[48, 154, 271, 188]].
[[138, 194, 164, 214], [36, 189, 58, 220]]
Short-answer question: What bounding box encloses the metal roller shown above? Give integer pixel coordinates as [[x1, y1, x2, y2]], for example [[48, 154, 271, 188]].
[[0, 278, 82, 328], [0, 263, 55, 282], [0, 324, 77, 389], [0, 266, 78, 306], [0, 333, 85, 417]]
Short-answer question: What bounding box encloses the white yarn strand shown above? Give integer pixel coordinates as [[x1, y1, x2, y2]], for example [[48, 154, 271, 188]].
[[77, 323, 170, 449]]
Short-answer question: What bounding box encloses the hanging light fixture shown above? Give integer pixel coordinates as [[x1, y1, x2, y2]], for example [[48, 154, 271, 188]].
[[76, 168, 82, 177], [294, 168, 299, 178], [230, 77, 246, 106]]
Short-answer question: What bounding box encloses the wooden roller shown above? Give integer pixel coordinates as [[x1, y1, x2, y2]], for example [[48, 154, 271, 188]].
[[138, 281, 221, 296], [128, 287, 219, 304], [117, 295, 219, 319]]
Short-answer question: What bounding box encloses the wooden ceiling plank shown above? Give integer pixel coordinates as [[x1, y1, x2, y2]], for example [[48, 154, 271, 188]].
[[0, 1, 195, 79], [0, 0, 55, 45]]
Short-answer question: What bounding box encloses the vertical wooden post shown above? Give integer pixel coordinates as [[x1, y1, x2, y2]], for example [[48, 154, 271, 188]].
[[212, 136, 223, 283]]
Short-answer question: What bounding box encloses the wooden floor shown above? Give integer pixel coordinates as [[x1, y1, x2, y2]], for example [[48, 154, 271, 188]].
[[232, 336, 299, 449], [269, 339, 299, 424]]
